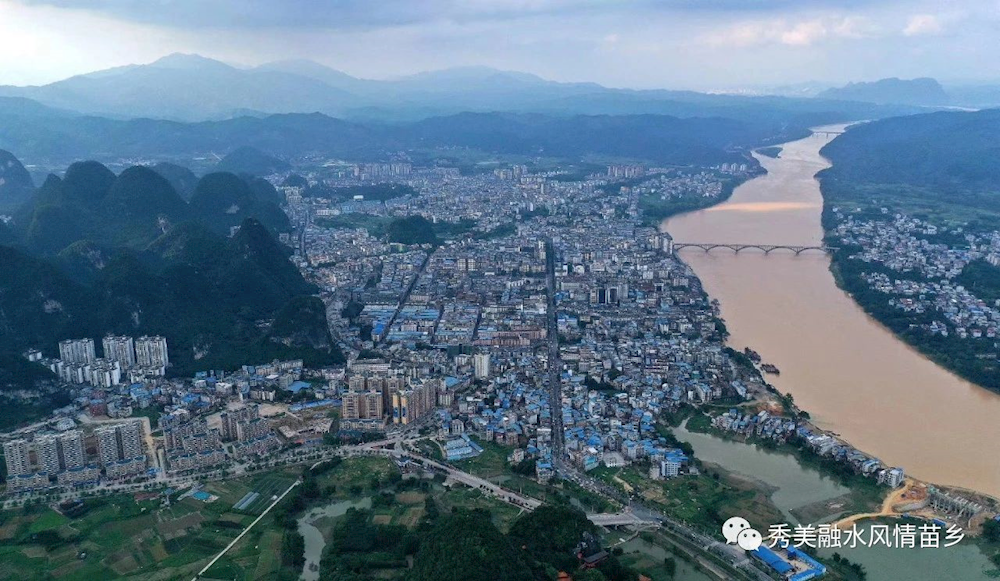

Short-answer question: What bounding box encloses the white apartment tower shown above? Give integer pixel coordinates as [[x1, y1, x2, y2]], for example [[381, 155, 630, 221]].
[[2, 440, 31, 476], [34, 435, 62, 474], [95, 426, 121, 466], [59, 338, 96, 364], [118, 420, 144, 460], [102, 335, 136, 367], [135, 336, 169, 368], [473, 353, 491, 379], [58, 430, 86, 470], [98, 421, 145, 466]]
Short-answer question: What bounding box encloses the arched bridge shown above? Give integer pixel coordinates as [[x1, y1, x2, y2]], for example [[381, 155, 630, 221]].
[[673, 242, 837, 255]]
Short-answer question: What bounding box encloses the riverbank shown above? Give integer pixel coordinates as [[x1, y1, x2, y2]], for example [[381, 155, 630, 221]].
[[662, 124, 1000, 501], [677, 415, 883, 523], [819, 206, 1000, 392], [636, 164, 764, 226]]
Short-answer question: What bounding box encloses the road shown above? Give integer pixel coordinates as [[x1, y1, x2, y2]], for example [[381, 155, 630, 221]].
[[375, 251, 432, 346], [833, 477, 917, 529], [544, 239, 564, 454]]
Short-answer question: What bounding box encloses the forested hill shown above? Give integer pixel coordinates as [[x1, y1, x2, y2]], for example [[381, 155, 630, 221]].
[[820, 109, 1000, 214], [0, 153, 341, 375], [0, 219, 342, 375], [0, 102, 803, 168], [10, 160, 289, 252]]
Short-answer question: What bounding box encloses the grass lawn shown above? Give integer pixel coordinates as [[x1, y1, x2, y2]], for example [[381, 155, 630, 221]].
[[452, 437, 513, 479], [315, 455, 396, 497], [595, 464, 784, 535]]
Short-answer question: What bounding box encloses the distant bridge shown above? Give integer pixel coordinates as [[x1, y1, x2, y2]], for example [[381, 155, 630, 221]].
[[673, 242, 836, 255]]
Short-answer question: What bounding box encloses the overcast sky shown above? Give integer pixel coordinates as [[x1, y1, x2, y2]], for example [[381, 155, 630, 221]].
[[0, 0, 997, 89]]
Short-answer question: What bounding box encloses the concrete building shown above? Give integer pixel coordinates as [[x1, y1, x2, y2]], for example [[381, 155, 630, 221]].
[[96, 420, 145, 467], [2, 440, 31, 477], [95, 426, 121, 466], [392, 378, 439, 425], [58, 430, 86, 470], [342, 389, 383, 421], [135, 336, 169, 368], [473, 353, 491, 379], [221, 406, 272, 443], [34, 435, 62, 475], [59, 338, 96, 364], [102, 335, 136, 367]]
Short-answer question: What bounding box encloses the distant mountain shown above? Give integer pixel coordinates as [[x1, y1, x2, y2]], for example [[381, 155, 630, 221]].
[[0, 54, 927, 123], [0, 99, 863, 171], [216, 145, 291, 176], [0, 149, 34, 210], [0, 53, 362, 121], [944, 84, 1000, 109], [254, 59, 374, 93], [818, 78, 949, 107]]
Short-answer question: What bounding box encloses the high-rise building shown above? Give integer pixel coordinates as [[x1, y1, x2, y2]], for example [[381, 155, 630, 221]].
[[473, 353, 491, 379], [59, 338, 96, 364], [341, 389, 383, 420], [96, 421, 146, 467], [102, 336, 136, 367], [118, 420, 144, 460], [88, 359, 122, 387], [392, 378, 439, 425], [2, 440, 31, 476], [135, 336, 169, 368], [34, 435, 62, 474], [57, 430, 86, 470], [95, 426, 121, 466], [221, 406, 265, 442]]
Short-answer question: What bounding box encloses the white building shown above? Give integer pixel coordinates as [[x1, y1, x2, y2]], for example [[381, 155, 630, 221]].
[[59, 338, 96, 365], [102, 335, 136, 367], [135, 336, 169, 369], [473, 353, 491, 379], [58, 430, 86, 470], [34, 435, 61, 475]]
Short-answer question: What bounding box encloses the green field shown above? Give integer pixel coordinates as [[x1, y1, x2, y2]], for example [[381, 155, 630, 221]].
[[0, 466, 305, 581], [206, 472, 297, 515]]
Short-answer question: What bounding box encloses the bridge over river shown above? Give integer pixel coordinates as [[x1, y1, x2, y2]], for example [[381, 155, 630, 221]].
[[673, 242, 836, 255]]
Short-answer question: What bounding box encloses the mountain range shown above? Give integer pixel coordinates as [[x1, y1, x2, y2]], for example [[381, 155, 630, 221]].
[[817, 78, 951, 107], [6, 156, 289, 248], [0, 101, 822, 172], [0, 53, 935, 123], [0, 155, 340, 376]]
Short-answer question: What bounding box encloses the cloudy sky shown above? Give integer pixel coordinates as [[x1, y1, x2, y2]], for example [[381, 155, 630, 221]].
[[0, 0, 997, 89]]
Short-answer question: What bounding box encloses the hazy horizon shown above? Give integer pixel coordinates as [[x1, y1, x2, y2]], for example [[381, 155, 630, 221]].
[[2, 0, 999, 91]]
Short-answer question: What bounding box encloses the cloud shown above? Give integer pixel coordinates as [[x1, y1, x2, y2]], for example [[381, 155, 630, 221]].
[[903, 14, 943, 36], [17, 0, 885, 29], [780, 20, 828, 45], [703, 16, 876, 48]]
